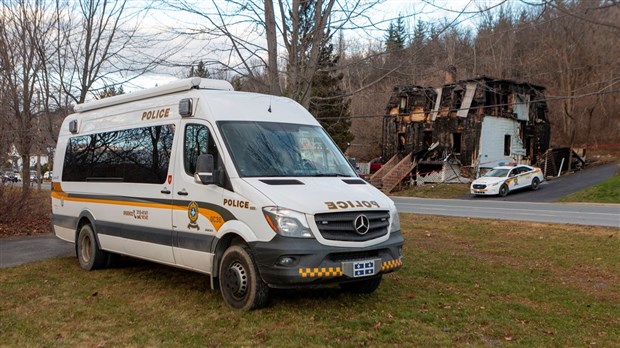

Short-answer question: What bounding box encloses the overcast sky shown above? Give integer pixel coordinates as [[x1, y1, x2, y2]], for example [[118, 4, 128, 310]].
[[125, 0, 508, 91]]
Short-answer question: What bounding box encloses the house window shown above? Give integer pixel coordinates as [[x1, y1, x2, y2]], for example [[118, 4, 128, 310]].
[[452, 133, 461, 154], [504, 134, 511, 156], [423, 130, 433, 147], [399, 96, 408, 113]]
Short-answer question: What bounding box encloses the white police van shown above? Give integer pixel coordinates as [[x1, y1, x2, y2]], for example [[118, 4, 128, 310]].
[[51, 78, 403, 310]]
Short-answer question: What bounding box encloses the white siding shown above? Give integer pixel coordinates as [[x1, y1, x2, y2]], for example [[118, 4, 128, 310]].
[[456, 82, 477, 118], [513, 94, 530, 121], [430, 87, 442, 121], [478, 116, 525, 168]]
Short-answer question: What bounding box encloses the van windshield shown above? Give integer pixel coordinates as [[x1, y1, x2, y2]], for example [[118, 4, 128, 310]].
[[219, 121, 357, 178]]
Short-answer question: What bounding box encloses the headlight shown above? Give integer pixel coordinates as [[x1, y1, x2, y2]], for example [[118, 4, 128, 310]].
[[390, 209, 401, 233], [489, 181, 500, 187], [263, 207, 313, 238]]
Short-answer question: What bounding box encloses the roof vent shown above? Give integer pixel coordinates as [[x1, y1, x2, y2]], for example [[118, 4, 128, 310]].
[[73, 78, 234, 113]]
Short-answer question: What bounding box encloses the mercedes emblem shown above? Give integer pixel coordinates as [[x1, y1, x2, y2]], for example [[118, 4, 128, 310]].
[[353, 215, 370, 235]]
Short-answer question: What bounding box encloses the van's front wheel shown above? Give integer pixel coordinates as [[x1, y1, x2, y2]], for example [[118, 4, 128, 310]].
[[77, 224, 107, 271], [219, 245, 269, 310]]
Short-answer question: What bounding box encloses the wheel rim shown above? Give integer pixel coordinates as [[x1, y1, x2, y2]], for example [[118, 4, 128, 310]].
[[80, 234, 92, 263], [532, 179, 539, 189], [224, 261, 248, 299], [500, 186, 507, 196]]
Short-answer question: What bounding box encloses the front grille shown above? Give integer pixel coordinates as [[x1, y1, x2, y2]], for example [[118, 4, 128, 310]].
[[473, 184, 486, 189], [314, 210, 390, 242]]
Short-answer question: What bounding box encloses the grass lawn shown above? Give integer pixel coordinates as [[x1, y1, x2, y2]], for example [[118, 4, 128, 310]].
[[557, 174, 620, 204], [392, 183, 471, 199], [1, 214, 618, 347]]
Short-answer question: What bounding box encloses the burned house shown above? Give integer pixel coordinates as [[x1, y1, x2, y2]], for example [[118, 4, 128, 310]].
[[372, 75, 551, 193]]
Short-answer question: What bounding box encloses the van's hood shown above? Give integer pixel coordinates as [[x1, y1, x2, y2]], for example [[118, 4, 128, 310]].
[[242, 177, 393, 214]]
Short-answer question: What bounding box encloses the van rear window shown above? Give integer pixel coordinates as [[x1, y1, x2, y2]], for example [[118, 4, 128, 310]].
[[62, 125, 174, 184]]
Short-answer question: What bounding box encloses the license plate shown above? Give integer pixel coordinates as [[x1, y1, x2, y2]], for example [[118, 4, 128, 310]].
[[353, 260, 375, 278]]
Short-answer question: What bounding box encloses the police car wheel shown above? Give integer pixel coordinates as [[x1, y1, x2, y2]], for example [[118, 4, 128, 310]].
[[76, 224, 107, 271], [531, 177, 540, 191], [219, 245, 269, 310], [499, 184, 509, 197], [340, 275, 382, 294]]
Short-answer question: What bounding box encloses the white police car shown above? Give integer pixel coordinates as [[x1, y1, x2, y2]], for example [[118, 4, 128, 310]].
[[471, 165, 544, 197]]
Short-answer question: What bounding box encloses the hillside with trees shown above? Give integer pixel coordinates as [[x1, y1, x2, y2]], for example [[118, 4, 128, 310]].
[[341, 1, 619, 160], [1, 0, 618, 194]]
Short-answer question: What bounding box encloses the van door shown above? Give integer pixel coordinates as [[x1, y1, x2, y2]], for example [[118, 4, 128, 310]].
[[171, 122, 226, 273]]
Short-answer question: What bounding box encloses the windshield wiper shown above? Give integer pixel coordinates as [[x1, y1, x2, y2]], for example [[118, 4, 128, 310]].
[[311, 173, 351, 177]]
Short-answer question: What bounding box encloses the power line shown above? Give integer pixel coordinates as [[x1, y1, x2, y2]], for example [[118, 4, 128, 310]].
[[316, 88, 620, 121]]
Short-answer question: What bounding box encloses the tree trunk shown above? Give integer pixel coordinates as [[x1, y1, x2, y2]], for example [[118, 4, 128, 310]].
[[264, 0, 282, 96]]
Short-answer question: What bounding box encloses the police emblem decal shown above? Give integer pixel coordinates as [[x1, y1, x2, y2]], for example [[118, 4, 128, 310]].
[[187, 201, 200, 230]]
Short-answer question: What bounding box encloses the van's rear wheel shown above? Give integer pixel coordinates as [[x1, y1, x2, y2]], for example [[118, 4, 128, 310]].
[[219, 245, 269, 310], [77, 224, 107, 271]]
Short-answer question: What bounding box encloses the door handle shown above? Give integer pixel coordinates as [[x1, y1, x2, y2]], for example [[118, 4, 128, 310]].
[[177, 191, 188, 196], [161, 189, 171, 194]]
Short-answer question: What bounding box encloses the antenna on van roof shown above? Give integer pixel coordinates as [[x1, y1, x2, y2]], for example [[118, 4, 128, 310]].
[[268, 95, 272, 113]]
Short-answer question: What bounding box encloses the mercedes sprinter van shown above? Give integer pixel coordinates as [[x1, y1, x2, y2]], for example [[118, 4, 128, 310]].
[[51, 78, 403, 310]]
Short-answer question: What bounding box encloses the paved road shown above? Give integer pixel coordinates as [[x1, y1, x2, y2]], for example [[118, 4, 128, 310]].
[[0, 234, 73, 268], [459, 162, 618, 202], [393, 162, 619, 227], [393, 197, 619, 227]]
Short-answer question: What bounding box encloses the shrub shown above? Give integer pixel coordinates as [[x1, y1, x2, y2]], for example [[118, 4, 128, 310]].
[[0, 184, 51, 236]]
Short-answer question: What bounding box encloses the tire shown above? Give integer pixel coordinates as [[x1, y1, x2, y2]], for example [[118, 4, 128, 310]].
[[531, 177, 540, 191], [340, 275, 382, 294], [219, 245, 269, 311], [76, 224, 108, 271], [499, 184, 509, 197]]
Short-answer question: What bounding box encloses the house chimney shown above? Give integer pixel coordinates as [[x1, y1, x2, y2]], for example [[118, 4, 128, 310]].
[[444, 65, 457, 84]]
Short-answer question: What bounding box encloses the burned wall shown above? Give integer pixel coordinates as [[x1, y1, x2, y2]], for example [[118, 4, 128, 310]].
[[381, 76, 551, 168]]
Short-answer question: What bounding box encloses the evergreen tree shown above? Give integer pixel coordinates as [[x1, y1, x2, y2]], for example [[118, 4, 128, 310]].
[[411, 20, 426, 50], [385, 15, 407, 52], [309, 39, 354, 152], [188, 60, 210, 78]]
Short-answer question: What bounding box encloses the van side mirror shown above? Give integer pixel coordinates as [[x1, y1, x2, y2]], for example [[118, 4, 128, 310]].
[[195, 154, 214, 185]]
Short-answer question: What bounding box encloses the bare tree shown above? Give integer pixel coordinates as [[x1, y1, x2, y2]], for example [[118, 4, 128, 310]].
[[0, 0, 57, 190], [52, 0, 178, 105], [164, 0, 381, 108], [534, 0, 620, 146]]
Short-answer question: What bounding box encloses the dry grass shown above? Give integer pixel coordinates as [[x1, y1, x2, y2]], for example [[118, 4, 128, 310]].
[[392, 183, 471, 199], [1, 214, 618, 347]]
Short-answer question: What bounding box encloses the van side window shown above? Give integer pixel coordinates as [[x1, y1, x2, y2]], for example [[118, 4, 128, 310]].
[[184, 124, 219, 176], [62, 124, 175, 184]]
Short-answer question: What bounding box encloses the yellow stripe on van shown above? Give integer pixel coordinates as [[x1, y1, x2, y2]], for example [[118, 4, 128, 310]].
[[53, 192, 170, 210], [52, 184, 229, 231]]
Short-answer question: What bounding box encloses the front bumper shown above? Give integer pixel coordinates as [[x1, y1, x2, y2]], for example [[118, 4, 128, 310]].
[[471, 185, 500, 195], [249, 231, 404, 288]]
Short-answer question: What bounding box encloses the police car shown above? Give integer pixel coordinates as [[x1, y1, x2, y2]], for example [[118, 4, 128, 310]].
[[471, 165, 544, 197]]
